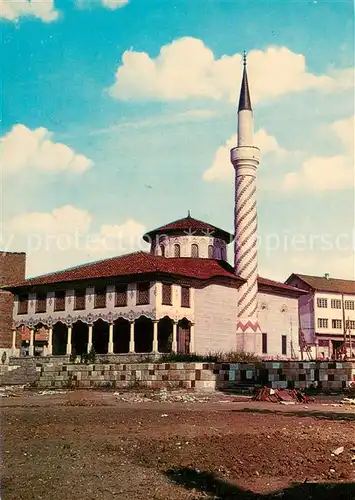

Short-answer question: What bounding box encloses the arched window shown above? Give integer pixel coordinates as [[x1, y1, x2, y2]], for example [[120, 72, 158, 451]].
[[220, 246, 226, 260], [191, 244, 199, 258], [160, 244, 165, 257], [174, 244, 181, 258], [208, 245, 213, 258]]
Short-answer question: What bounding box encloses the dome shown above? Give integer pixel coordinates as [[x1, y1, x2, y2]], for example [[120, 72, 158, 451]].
[[143, 214, 233, 261]]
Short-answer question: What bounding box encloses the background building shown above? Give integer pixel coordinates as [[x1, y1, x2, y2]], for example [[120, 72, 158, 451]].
[[0, 252, 26, 359], [286, 273, 355, 359]]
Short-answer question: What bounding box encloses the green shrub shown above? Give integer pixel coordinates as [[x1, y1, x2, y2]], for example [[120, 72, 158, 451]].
[[155, 350, 261, 364], [69, 352, 77, 363], [221, 351, 261, 363], [87, 346, 96, 364], [156, 352, 218, 363]]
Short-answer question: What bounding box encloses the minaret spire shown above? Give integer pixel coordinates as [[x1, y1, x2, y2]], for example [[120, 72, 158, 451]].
[[238, 51, 252, 112], [230, 52, 261, 354]]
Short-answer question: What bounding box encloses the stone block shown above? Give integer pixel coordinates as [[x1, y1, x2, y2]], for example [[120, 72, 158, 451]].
[[200, 371, 217, 381], [193, 380, 215, 391], [190, 363, 204, 370]]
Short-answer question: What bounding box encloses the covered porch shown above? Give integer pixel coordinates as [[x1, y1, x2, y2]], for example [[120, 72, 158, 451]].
[[14, 315, 195, 357]]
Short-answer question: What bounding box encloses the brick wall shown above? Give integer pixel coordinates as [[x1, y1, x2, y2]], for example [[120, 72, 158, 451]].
[[0, 252, 26, 349]]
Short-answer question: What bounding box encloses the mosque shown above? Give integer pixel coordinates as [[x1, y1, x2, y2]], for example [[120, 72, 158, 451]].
[[4, 56, 306, 360]]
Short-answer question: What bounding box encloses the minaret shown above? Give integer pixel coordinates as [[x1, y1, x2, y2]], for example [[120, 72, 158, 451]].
[[230, 53, 261, 354]]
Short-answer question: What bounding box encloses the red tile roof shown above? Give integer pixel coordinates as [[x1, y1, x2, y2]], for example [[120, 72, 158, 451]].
[[258, 276, 308, 297], [143, 215, 233, 242], [286, 273, 355, 294], [6, 251, 307, 298], [7, 252, 243, 288]]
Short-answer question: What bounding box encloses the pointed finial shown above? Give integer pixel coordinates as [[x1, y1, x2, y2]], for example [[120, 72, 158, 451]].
[[238, 51, 252, 112], [187, 210, 191, 218]]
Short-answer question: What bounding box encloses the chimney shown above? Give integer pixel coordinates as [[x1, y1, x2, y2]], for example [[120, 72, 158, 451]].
[[324, 273, 330, 280]]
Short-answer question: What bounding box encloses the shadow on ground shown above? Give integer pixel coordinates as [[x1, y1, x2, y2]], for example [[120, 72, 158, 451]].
[[166, 467, 355, 499], [231, 407, 355, 422]]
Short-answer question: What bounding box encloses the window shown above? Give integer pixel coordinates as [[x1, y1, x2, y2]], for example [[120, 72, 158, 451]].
[[332, 319, 342, 329], [281, 335, 287, 355], [35, 291, 47, 313], [331, 299, 342, 309], [160, 245, 165, 257], [74, 289, 86, 310], [191, 244, 199, 258], [345, 300, 355, 310], [174, 244, 181, 258], [181, 286, 190, 308], [317, 318, 328, 328], [94, 285, 106, 309], [220, 246, 226, 260], [317, 298, 328, 308], [262, 333, 267, 354], [208, 245, 214, 258], [162, 283, 172, 305], [137, 282, 150, 305], [54, 290, 66, 312], [18, 294, 28, 315], [347, 320, 355, 330], [115, 284, 127, 307]]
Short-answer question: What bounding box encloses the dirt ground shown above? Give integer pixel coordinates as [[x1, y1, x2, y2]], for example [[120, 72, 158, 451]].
[[1, 389, 355, 500]]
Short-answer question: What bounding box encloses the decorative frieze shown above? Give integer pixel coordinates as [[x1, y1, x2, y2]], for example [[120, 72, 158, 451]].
[[14, 308, 157, 328]]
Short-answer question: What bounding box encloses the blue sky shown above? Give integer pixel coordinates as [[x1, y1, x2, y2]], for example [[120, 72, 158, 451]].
[[1, 0, 354, 280]]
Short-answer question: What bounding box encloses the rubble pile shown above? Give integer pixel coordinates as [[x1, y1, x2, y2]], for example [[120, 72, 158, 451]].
[[114, 388, 211, 404], [252, 386, 315, 404], [340, 397, 355, 406]]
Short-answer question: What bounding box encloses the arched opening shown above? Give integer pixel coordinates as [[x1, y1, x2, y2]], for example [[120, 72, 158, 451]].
[[72, 321, 89, 356], [208, 245, 214, 258], [113, 318, 130, 353], [174, 244, 181, 258], [191, 244, 199, 258], [93, 319, 109, 354], [160, 244, 165, 257], [177, 318, 191, 354], [220, 246, 226, 260], [52, 322, 67, 355], [33, 322, 48, 357], [158, 316, 173, 353], [134, 316, 153, 353]]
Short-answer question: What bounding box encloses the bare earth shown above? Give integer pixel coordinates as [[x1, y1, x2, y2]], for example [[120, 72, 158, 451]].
[[1, 390, 355, 500]]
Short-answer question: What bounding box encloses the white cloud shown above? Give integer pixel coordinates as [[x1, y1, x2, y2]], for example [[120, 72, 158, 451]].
[[101, 0, 129, 9], [203, 129, 286, 181], [0, 0, 59, 22], [4, 206, 147, 277], [283, 155, 354, 191], [1, 124, 93, 176], [76, 0, 129, 10], [283, 115, 355, 192], [109, 37, 353, 103], [9, 205, 92, 235], [331, 115, 355, 153]]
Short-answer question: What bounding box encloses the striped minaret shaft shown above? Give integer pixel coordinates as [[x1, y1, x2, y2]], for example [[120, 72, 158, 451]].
[[231, 53, 260, 320]]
